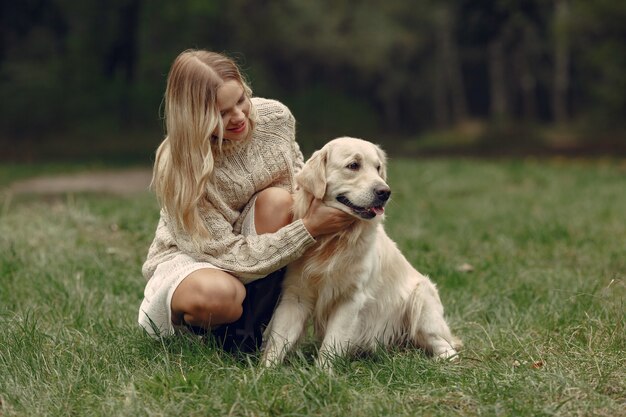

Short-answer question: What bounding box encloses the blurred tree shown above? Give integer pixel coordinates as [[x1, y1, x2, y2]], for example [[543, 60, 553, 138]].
[[432, 3, 468, 127], [553, 0, 570, 124], [103, 0, 142, 125], [516, 17, 540, 121], [569, 0, 626, 128], [0, 0, 624, 155], [0, 0, 68, 133]]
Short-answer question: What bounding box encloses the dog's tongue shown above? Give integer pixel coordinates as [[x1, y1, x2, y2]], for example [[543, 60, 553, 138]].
[[372, 206, 385, 216]]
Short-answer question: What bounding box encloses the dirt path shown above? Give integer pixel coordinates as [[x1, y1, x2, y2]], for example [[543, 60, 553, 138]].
[[8, 168, 153, 196]]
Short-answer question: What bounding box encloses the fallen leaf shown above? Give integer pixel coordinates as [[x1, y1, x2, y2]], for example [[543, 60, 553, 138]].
[[457, 263, 474, 272]]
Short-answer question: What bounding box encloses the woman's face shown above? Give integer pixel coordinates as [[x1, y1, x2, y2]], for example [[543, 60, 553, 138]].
[[214, 80, 250, 141]]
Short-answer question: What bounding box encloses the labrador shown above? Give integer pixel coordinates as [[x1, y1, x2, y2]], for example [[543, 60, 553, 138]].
[[262, 137, 461, 368]]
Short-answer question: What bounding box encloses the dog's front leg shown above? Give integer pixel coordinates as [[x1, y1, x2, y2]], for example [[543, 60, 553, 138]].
[[316, 292, 367, 369], [261, 292, 312, 367]]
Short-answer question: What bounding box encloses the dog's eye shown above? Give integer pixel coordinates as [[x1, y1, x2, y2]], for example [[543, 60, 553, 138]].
[[346, 162, 360, 171], [376, 165, 381, 172]]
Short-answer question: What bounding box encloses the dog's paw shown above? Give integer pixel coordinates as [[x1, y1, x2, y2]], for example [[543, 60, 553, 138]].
[[260, 352, 280, 368], [435, 347, 459, 362], [433, 346, 459, 362], [451, 336, 463, 351], [315, 357, 336, 374]]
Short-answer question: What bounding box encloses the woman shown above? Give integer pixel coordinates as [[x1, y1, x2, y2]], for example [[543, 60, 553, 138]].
[[138, 50, 353, 347]]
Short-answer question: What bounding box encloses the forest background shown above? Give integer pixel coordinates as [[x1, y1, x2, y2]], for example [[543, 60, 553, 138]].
[[1, 0, 625, 162], [1, 4, 625, 415]]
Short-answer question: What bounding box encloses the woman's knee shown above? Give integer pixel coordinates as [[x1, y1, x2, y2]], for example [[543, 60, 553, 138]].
[[172, 269, 246, 326], [255, 187, 293, 234], [199, 274, 245, 320]]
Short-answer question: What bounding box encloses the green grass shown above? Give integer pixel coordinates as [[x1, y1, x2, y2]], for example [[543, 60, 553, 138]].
[[1, 158, 625, 416]]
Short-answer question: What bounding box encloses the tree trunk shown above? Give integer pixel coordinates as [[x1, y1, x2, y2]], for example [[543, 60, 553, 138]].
[[379, 84, 401, 130], [441, 9, 468, 123], [553, 0, 570, 124], [488, 37, 508, 122], [103, 0, 142, 126], [518, 27, 537, 121], [433, 6, 468, 126], [433, 61, 449, 128]]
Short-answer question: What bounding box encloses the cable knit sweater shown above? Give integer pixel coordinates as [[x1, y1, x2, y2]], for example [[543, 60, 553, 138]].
[[142, 98, 316, 284]]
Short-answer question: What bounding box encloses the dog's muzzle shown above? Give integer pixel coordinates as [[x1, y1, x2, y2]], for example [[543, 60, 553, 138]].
[[336, 186, 391, 219]]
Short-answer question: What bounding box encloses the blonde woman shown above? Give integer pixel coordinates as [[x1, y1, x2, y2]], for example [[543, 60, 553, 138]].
[[138, 50, 353, 350]]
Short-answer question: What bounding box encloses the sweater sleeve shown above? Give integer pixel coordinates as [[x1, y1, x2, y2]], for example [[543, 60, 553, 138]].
[[166, 206, 316, 283]]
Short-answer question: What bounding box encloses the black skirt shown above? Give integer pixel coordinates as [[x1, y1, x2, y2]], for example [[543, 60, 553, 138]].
[[209, 267, 286, 353]]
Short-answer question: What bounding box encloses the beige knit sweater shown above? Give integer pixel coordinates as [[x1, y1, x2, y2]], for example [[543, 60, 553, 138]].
[[142, 98, 316, 284]]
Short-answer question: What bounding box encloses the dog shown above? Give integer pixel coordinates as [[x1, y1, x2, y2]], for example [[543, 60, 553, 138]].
[[262, 137, 461, 368]]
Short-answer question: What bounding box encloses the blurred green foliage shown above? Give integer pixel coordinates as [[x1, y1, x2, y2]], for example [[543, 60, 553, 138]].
[[0, 0, 624, 160]]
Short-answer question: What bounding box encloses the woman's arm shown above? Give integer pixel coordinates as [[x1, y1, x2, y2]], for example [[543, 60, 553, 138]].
[[166, 207, 315, 283]]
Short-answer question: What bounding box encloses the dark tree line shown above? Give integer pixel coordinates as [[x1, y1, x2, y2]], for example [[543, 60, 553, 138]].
[[1, 0, 624, 149]]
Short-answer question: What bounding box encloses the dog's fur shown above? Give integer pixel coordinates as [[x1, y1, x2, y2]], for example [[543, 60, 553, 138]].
[[262, 137, 461, 367]]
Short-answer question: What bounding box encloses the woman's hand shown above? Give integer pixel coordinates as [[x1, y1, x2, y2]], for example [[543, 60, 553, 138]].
[[302, 198, 355, 238]]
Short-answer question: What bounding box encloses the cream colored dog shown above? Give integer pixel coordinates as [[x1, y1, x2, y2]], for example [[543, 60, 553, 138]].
[[262, 137, 461, 367]]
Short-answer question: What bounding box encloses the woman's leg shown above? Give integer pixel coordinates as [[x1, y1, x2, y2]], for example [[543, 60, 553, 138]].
[[171, 268, 246, 329], [210, 188, 293, 350], [254, 187, 294, 234], [171, 188, 292, 335]]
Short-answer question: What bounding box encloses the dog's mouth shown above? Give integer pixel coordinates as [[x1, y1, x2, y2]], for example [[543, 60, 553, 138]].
[[336, 195, 385, 219]]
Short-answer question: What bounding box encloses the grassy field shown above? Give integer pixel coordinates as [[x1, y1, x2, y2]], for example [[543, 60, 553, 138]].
[[1, 158, 624, 416]]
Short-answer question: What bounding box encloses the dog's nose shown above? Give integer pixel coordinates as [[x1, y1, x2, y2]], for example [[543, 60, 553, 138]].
[[374, 187, 391, 202]]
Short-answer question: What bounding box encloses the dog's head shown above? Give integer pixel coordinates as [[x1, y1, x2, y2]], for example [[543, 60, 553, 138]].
[[296, 137, 390, 220]]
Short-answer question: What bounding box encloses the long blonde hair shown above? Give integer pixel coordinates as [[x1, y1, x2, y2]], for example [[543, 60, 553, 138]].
[[152, 50, 256, 238]]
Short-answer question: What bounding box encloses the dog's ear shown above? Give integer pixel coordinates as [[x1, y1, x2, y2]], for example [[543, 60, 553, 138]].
[[375, 145, 388, 181], [296, 147, 328, 199]]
